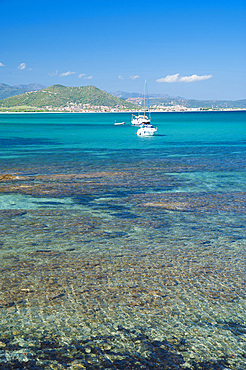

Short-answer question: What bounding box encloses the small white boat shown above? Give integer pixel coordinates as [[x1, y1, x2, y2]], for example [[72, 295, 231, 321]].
[[114, 121, 125, 125], [136, 123, 157, 136]]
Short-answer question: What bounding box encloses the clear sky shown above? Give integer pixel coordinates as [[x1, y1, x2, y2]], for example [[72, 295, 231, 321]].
[[0, 0, 245, 100]]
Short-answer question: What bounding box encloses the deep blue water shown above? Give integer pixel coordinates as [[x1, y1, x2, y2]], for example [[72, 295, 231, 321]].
[[0, 112, 245, 369]]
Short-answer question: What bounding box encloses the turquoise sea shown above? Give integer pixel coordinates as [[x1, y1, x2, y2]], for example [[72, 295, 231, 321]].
[[0, 111, 245, 369]]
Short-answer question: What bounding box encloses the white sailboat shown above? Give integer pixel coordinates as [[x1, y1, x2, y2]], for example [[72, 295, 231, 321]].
[[131, 79, 151, 126], [134, 79, 158, 136]]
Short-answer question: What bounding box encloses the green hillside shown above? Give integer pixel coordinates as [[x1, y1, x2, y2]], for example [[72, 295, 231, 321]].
[[0, 85, 137, 111], [0, 83, 28, 100], [0, 83, 45, 100]]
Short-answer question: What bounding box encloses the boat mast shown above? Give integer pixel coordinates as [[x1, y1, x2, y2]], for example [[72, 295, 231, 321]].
[[144, 78, 147, 117], [146, 79, 151, 121]]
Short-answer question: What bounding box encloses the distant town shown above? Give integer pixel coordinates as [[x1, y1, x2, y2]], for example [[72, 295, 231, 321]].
[[40, 103, 246, 113]]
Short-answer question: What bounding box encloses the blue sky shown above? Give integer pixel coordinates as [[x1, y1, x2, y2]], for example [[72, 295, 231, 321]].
[[0, 0, 245, 99]]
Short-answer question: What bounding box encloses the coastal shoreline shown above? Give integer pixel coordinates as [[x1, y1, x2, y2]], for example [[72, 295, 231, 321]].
[[1, 109, 246, 114]]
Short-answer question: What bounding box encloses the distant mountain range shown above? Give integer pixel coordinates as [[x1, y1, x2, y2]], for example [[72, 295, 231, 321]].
[[109, 91, 173, 99], [0, 83, 245, 110], [147, 97, 246, 109], [0, 84, 136, 110], [0, 83, 46, 100], [110, 91, 246, 109]]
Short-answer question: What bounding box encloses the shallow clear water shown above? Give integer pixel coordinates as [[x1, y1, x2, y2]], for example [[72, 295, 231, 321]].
[[0, 112, 245, 369]]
